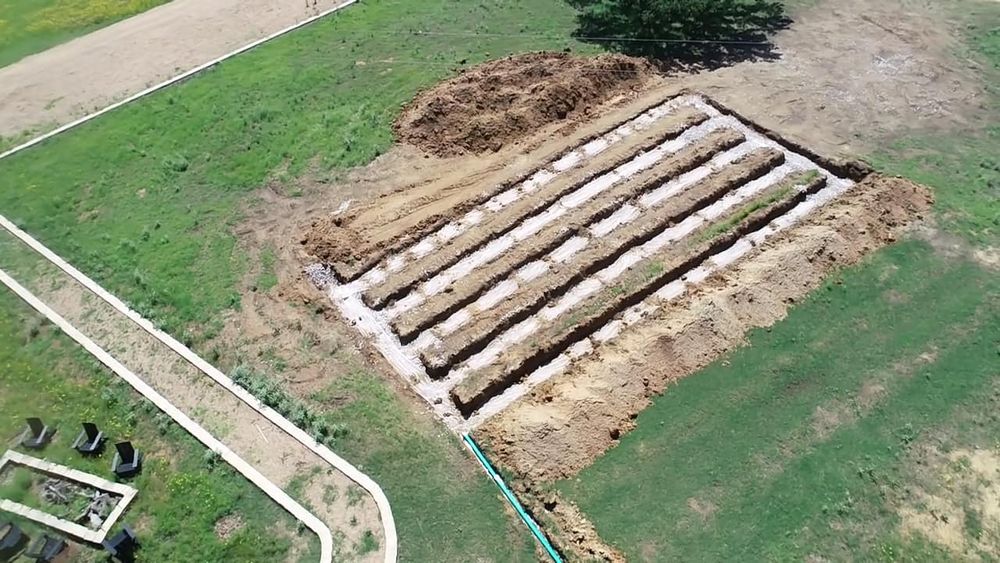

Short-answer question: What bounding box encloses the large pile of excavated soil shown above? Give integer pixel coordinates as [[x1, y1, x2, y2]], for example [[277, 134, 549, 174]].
[[394, 52, 653, 156]]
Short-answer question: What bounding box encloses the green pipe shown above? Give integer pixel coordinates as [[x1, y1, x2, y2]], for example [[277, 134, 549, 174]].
[[463, 433, 563, 563]]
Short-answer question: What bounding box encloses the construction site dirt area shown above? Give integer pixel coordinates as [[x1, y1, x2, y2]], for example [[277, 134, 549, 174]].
[[296, 76, 936, 557], [303, 86, 930, 438], [3, 0, 993, 558]]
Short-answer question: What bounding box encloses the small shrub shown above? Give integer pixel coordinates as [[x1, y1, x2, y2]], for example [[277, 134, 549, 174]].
[[203, 449, 222, 469], [162, 153, 189, 173], [357, 530, 378, 555]]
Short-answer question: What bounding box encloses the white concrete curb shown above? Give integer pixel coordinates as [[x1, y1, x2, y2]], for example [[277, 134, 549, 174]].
[[0, 0, 359, 162], [0, 215, 398, 562], [0, 269, 336, 562]]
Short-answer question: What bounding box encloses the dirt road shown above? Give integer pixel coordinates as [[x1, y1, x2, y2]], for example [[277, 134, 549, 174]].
[[0, 0, 351, 137]]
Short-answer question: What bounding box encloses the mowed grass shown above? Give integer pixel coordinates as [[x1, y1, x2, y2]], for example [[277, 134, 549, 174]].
[[559, 241, 999, 560], [0, 0, 591, 559], [0, 0, 169, 68], [0, 290, 312, 562]]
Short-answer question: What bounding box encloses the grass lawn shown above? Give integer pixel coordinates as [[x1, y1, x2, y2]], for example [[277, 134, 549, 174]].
[[556, 6, 1000, 561], [0, 0, 170, 68], [0, 1, 593, 559], [0, 289, 314, 562]]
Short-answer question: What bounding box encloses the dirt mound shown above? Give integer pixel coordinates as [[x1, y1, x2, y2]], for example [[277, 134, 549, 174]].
[[395, 52, 653, 156]]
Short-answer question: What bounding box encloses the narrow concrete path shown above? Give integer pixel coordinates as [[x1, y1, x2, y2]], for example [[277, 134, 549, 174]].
[[0, 0, 354, 138], [0, 219, 397, 562]]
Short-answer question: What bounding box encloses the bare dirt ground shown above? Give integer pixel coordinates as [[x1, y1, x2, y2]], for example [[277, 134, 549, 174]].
[[1, 237, 384, 562], [479, 175, 933, 482], [480, 173, 932, 561], [899, 446, 1000, 556], [0, 0, 352, 137], [669, 0, 986, 159]]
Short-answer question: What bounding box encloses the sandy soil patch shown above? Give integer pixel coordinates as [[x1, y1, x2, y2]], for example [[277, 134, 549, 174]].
[[900, 447, 1000, 556]]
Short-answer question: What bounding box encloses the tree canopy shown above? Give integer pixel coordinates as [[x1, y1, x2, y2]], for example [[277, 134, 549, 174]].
[[566, 0, 788, 61]]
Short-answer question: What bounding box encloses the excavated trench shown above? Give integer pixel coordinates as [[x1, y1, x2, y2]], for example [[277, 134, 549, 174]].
[[315, 93, 872, 431]]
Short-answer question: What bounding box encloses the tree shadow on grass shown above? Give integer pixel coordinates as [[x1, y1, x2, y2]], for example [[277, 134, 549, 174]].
[[566, 0, 792, 73]]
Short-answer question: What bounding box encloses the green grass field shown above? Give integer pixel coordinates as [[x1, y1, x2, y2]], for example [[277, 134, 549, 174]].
[[0, 1, 594, 559], [0, 0, 170, 68], [0, 290, 313, 562], [556, 6, 1000, 561]]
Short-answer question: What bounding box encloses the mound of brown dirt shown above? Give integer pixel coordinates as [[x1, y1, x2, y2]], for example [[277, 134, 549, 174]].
[[395, 52, 653, 156]]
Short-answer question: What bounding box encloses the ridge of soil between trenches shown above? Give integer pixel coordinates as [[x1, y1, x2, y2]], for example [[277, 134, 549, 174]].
[[478, 173, 933, 563], [452, 171, 828, 416], [395, 52, 654, 157], [362, 108, 710, 309], [420, 148, 787, 378], [391, 128, 748, 343]]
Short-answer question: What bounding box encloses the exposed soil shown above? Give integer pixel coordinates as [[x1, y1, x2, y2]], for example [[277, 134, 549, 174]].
[[450, 169, 827, 416], [199, 0, 984, 559], [395, 52, 653, 157], [391, 128, 747, 343], [2, 0, 989, 561], [478, 174, 933, 483], [467, 174, 931, 561], [899, 447, 1000, 556], [421, 142, 784, 381], [298, 0, 985, 285], [666, 0, 985, 159], [369, 109, 710, 303], [214, 513, 245, 541]]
